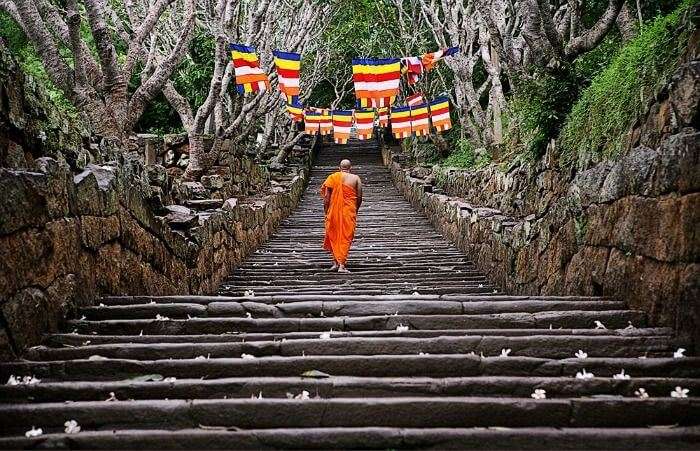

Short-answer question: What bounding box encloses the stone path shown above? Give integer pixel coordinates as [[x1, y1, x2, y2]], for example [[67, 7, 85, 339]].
[[1, 140, 699, 449]]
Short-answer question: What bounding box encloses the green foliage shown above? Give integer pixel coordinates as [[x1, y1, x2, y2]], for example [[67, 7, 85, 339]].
[[559, 0, 696, 168], [441, 138, 491, 169]]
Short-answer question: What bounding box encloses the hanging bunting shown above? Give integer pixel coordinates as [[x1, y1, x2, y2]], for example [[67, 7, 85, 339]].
[[411, 102, 430, 137], [401, 56, 423, 85], [229, 44, 270, 94], [421, 47, 460, 71], [304, 110, 321, 135], [406, 92, 425, 107], [332, 110, 353, 144], [319, 109, 333, 135], [429, 97, 452, 132], [286, 96, 303, 122], [352, 58, 401, 108], [355, 109, 375, 140], [273, 50, 301, 101], [377, 107, 390, 128], [390, 105, 412, 139]]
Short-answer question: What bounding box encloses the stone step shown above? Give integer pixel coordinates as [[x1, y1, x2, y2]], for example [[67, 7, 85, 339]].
[[23, 335, 674, 361], [79, 299, 631, 320], [4, 426, 699, 450], [2, 356, 698, 381], [1, 398, 698, 435], [3, 375, 698, 403], [65, 310, 648, 335]]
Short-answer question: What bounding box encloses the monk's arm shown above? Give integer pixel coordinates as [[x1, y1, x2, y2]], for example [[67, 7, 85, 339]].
[[323, 188, 332, 214], [356, 178, 363, 211]]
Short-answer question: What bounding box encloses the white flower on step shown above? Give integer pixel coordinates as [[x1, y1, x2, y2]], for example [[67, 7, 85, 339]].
[[493, 290, 498, 294], [6, 375, 19, 385], [21, 375, 40, 385], [105, 392, 117, 401], [575, 350, 588, 359], [386, 255, 392, 260], [671, 386, 689, 398], [139, 330, 144, 336], [99, 303, 106, 307], [149, 301, 156, 305], [635, 388, 649, 399], [82, 340, 91, 346], [25, 427, 43, 438], [244, 290, 255, 297], [194, 355, 207, 360], [418, 352, 429, 356], [531, 389, 546, 400], [319, 332, 332, 340], [64, 420, 81, 434], [245, 312, 253, 319], [240, 353, 256, 359], [88, 355, 107, 360], [155, 314, 170, 321], [251, 391, 263, 399], [575, 369, 595, 379], [396, 325, 409, 332], [594, 320, 607, 330], [625, 322, 635, 330], [80, 316, 86, 321], [673, 348, 686, 358], [613, 369, 630, 380], [163, 377, 177, 382], [500, 348, 511, 357], [294, 390, 310, 400], [412, 291, 420, 296], [478, 284, 484, 288], [70, 329, 79, 335]]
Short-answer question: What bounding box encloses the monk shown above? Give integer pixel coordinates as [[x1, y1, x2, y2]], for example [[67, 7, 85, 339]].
[[321, 159, 363, 273]]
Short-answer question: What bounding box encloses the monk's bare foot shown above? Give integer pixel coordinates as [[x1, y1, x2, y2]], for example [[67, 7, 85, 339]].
[[338, 265, 350, 273], [329, 263, 339, 271]]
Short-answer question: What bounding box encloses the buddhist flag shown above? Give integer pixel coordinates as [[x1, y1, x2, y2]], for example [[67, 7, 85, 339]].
[[332, 110, 353, 144], [273, 50, 301, 101], [355, 109, 375, 140], [286, 96, 303, 122], [377, 107, 389, 128], [406, 92, 425, 107], [352, 57, 401, 108], [319, 109, 333, 135], [421, 46, 460, 71], [430, 97, 452, 132], [411, 103, 430, 137], [230, 44, 270, 94], [304, 110, 321, 135], [401, 56, 423, 85], [391, 106, 412, 139]]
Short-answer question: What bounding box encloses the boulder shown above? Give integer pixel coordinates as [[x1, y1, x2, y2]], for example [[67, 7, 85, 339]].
[[201, 174, 225, 190]]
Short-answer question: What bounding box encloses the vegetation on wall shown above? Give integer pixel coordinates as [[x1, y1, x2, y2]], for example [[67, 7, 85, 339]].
[[559, 0, 697, 169]]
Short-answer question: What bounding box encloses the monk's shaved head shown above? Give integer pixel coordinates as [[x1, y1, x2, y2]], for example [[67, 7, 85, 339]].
[[340, 159, 352, 169]]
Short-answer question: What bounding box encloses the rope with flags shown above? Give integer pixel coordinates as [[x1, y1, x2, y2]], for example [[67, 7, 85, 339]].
[[229, 44, 270, 94], [272, 50, 301, 102], [429, 97, 452, 132]]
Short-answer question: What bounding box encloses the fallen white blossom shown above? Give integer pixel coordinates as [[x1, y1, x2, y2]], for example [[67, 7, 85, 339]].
[[635, 388, 649, 399], [155, 314, 170, 321], [163, 377, 177, 382], [25, 426, 43, 438], [478, 284, 484, 288], [613, 369, 630, 380], [673, 348, 686, 358], [245, 312, 253, 319], [500, 348, 511, 357], [240, 353, 256, 359], [64, 420, 81, 434], [594, 321, 607, 330], [318, 332, 332, 340], [294, 390, 310, 400], [412, 291, 420, 296], [575, 350, 588, 359], [244, 290, 255, 297], [395, 325, 409, 332], [575, 369, 595, 379], [671, 386, 689, 398], [194, 355, 207, 360], [6, 375, 19, 385], [624, 321, 635, 330], [531, 389, 546, 400], [105, 392, 117, 402]]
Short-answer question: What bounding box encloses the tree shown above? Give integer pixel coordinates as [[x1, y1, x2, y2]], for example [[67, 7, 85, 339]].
[[0, 0, 196, 145]]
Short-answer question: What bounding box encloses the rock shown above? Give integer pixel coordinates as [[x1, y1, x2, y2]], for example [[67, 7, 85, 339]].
[[222, 198, 238, 211], [181, 182, 209, 200], [165, 149, 176, 167], [164, 211, 198, 229], [145, 164, 168, 188], [80, 215, 121, 250], [72, 164, 118, 216], [2, 288, 48, 351], [164, 204, 193, 215], [201, 175, 224, 190]]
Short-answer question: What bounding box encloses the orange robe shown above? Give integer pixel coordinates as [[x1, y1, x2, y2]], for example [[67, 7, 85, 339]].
[[321, 172, 358, 265]]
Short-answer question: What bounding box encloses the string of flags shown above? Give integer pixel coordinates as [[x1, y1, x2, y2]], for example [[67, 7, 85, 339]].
[[228, 44, 459, 142]]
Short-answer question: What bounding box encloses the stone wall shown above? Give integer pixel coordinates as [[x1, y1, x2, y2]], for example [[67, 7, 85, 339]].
[[384, 39, 699, 349]]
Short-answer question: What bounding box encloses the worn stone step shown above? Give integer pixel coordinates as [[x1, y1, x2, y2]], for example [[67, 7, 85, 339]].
[[23, 335, 674, 361], [3, 375, 698, 403], [1, 397, 698, 435], [79, 300, 631, 320], [3, 426, 700, 450], [2, 356, 698, 381]]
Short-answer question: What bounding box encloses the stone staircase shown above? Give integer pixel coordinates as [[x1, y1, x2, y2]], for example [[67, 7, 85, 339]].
[[0, 139, 698, 449]]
